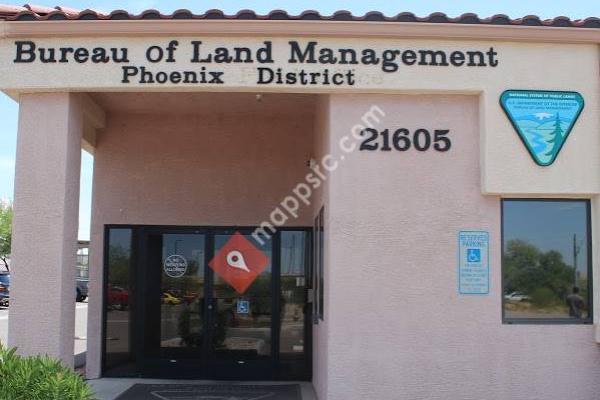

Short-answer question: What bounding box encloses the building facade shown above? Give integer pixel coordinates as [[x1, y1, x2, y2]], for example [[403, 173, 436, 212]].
[[2, 5, 600, 399]]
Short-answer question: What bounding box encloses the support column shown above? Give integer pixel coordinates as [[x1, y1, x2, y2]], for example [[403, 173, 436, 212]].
[[8, 93, 83, 367]]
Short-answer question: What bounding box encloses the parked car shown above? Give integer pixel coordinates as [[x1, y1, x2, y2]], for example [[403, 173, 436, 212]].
[[0, 273, 9, 307], [504, 291, 530, 302], [183, 292, 199, 305], [107, 285, 129, 310], [76, 278, 89, 302]]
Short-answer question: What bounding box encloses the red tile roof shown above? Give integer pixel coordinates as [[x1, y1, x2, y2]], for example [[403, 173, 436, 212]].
[[0, 4, 598, 28]]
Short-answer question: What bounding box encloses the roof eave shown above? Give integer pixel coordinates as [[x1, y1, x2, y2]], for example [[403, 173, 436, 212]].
[[1, 19, 599, 43]]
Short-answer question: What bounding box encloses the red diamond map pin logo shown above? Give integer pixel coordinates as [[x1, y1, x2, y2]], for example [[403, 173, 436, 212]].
[[209, 232, 270, 294]]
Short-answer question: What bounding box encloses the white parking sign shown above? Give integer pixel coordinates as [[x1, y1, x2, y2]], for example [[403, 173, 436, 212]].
[[458, 231, 489, 295]]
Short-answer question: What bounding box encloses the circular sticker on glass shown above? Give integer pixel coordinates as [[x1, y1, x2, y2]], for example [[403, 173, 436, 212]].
[[163, 254, 188, 278]]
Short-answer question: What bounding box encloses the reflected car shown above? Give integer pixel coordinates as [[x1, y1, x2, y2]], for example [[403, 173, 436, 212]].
[[107, 285, 129, 310], [0, 273, 9, 307], [76, 278, 89, 302], [504, 292, 530, 302], [162, 292, 182, 305], [183, 292, 199, 305]]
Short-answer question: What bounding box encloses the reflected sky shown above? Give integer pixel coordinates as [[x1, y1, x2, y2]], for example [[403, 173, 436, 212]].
[[162, 234, 206, 277], [281, 231, 306, 276], [109, 230, 307, 276], [503, 200, 588, 274], [109, 228, 132, 254]]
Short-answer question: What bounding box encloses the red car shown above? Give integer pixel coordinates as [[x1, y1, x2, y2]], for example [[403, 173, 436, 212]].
[[107, 285, 129, 310]]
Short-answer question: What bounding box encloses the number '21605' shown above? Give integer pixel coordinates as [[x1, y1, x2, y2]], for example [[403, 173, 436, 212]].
[[359, 128, 452, 152]]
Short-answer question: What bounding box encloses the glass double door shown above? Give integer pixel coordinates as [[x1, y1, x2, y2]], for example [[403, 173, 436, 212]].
[[139, 227, 309, 380]]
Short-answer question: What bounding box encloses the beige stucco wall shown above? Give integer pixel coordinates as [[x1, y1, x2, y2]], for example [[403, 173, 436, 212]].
[[8, 93, 82, 365], [2, 27, 600, 399], [1, 37, 598, 197], [480, 42, 600, 194], [86, 92, 317, 378], [323, 93, 600, 400], [311, 95, 330, 400]]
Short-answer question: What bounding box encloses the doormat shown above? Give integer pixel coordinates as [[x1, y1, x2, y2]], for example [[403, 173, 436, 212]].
[[114, 383, 302, 400]]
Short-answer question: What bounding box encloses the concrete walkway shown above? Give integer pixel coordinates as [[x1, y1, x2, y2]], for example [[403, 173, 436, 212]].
[[0, 301, 88, 352], [88, 378, 317, 400]]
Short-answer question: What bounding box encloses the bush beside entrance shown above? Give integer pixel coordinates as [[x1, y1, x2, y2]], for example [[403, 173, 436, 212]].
[[0, 345, 95, 400]]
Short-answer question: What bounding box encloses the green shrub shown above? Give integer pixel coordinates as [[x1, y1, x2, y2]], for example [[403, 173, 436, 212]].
[[0, 345, 95, 400], [530, 287, 558, 307]]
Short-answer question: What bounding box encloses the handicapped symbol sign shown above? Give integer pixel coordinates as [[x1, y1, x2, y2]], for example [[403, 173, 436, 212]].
[[237, 300, 250, 314], [467, 248, 481, 263]]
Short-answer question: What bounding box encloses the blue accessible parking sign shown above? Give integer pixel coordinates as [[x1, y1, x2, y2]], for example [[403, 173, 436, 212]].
[[237, 300, 250, 314], [458, 231, 489, 295], [467, 248, 481, 263]]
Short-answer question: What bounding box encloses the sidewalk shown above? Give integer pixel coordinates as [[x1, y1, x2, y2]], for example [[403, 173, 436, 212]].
[[0, 301, 88, 361]]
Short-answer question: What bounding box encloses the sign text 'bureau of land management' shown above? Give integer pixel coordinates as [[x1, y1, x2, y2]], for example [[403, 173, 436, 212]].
[[3, 39, 500, 88]]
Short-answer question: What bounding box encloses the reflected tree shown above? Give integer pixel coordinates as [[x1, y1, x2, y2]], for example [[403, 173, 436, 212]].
[[108, 244, 130, 287], [163, 259, 201, 296], [503, 239, 576, 307]]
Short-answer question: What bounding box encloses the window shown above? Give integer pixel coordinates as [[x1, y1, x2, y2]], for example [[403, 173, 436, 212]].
[[76, 243, 89, 279], [104, 228, 135, 374], [313, 207, 325, 322], [279, 230, 309, 370], [318, 207, 324, 321], [502, 199, 592, 323]]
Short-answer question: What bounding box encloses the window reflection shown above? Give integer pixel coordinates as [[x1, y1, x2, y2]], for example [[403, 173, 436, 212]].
[[280, 231, 307, 358], [160, 234, 205, 349], [313, 208, 325, 322], [318, 208, 324, 321], [105, 228, 133, 373], [212, 234, 272, 359], [104, 227, 313, 377], [502, 200, 591, 321]]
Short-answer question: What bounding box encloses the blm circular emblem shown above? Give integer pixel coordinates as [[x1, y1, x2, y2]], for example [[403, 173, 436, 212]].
[[163, 254, 188, 278]]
